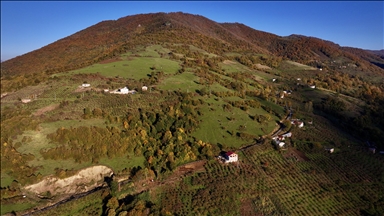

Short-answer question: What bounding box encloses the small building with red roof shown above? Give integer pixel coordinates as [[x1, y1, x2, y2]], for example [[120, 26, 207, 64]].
[[218, 151, 238, 163]]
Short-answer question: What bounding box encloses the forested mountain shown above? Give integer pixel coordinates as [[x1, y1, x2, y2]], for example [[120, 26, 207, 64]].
[[2, 12, 383, 77], [1, 12, 384, 216]]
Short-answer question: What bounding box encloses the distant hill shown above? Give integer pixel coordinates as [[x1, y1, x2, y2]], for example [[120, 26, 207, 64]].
[[1, 12, 384, 77], [366, 49, 384, 58]]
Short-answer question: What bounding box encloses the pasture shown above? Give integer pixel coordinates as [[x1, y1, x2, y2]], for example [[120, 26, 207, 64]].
[[192, 96, 279, 148], [157, 72, 201, 92], [67, 57, 181, 80]]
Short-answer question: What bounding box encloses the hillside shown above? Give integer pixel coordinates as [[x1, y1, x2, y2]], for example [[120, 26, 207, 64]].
[[1, 12, 384, 215], [2, 12, 384, 79]]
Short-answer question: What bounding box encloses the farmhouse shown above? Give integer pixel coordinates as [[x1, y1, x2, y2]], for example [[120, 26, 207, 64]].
[[291, 119, 304, 128], [110, 87, 137, 95], [282, 132, 292, 138], [119, 87, 129, 94], [272, 138, 285, 148], [21, 98, 31, 103], [82, 83, 91, 88], [272, 133, 291, 148], [142, 86, 148, 91], [326, 148, 335, 153], [218, 151, 238, 163]]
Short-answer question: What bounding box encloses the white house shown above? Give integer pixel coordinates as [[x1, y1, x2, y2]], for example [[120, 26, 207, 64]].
[[282, 132, 292, 138], [272, 137, 286, 148], [326, 148, 335, 153], [142, 86, 148, 91], [291, 119, 304, 128], [110, 87, 137, 95], [224, 151, 238, 163], [82, 83, 91, 88], [218, 151, 238, 163], [119, 87, 129, 94], [21, 98, 31, 103], [309, 85, 316, 89]]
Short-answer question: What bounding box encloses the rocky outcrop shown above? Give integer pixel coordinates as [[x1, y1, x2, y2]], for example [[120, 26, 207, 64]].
[[24, 165, 113, 196]]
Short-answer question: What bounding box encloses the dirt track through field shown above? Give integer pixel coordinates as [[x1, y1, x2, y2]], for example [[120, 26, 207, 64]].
[[33, 104, 59, 116], [132, 160, 206, 195]]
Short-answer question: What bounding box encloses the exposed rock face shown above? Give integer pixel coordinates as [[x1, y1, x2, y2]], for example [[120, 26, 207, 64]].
[[24, 165, 113, 196]]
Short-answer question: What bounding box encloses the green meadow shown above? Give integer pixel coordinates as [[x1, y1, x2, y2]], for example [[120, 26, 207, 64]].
[[67, 57, 181, 80], [192, 96, 279, 148]]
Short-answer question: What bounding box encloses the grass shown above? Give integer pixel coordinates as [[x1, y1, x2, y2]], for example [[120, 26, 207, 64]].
[[192, 96, 279, 148], [67, 57, 181, 80], [17, 119, 107, 155], [189, 45, 217, 57], [158, 72, 201, 92], [0, 173, 14, 188], [99, 155, 145, 172], [220, 60, 252, 74], [285, 61, 317, 70], [1, 202, 37, 215], [13, 118, 144, 178], [209, 82, 234, 92], [15, 119, 110, 176]]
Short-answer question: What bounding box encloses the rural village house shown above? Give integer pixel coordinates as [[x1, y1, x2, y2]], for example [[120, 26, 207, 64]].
[[273, 132, 292, 148], [21, 98, 31, 103], [291, 119, 304, 128], [110, 87, 137, 95], [325, 148, 335, 153], [218, 151, 238, 163]]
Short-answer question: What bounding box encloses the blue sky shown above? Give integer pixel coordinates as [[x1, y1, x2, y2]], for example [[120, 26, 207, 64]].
[[1, 1, 383, 61]]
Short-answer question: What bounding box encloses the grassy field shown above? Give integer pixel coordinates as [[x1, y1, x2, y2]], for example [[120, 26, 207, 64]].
[[192, 96, 279, 148], [157, 72, 201, 92], [99, 155, 145, 173], [285, 60, 317, 70], [0, 173, 14, 188], [66, 57, 181, 80], [189, 45, 217, 57], [12, 119, 107, 177], [1, 202, 38, 215], [220, 60, 252, 74]]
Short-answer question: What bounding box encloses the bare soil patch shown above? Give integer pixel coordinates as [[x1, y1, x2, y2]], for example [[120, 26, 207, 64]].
[[255, 63, 271, 70], [100, 57, 122, 64], [223, 60, 236, 65], [24, 165, 113, 196], [133, 160, 206, 194], [284, 148, 310, 161], [240, 198, 259, 216], [33, 104, 60, 116]]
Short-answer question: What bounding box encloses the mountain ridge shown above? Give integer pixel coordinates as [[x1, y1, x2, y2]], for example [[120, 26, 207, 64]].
[[1, 12, 383, 77]]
